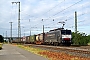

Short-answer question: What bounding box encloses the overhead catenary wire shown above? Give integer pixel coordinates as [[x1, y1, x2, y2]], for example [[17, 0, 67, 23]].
[[49, 0, 83, 19], [32, 0, 83, 28], [20, 0, 65, 22], [22, 0, 82, 27], [30, 1, 66, 27], [41, 0, 65, 16], [66, 11, 90, 30], [19, 0, 89, 35], [38, 1, 85, 27]]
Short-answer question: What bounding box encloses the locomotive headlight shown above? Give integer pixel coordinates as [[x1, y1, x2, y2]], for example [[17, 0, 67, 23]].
[[62, 41, 65, 42]]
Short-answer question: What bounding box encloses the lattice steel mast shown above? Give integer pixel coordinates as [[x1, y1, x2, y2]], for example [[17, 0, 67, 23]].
[[12, 2, 21, 43], [9, 22, 13, 43]]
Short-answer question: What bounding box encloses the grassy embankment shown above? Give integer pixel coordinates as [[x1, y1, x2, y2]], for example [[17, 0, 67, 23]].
[[14, 44, 90, 60], [0, 43, 3, 50]]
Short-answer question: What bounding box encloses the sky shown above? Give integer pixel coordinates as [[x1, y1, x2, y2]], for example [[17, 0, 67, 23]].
[[0, 0, 90, 37]]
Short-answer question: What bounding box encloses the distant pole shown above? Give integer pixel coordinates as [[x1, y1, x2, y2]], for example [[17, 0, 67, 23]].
[[6, 31, 7, 41], [43, 25, 44, 34], [75, 11, 78, 45], [2, 33, 4, 43], [12, 2, 21, 44], [75, 11, 77, 33], [29, 19, 31, 43], [20, 26, 21, 42], [3, 33, 4, 37], [9, 22, 13, 43], [24, 30, 25, 36], [42, 19, 44, 33], [3, 33, 4, 40], [29, 19, 31, 36], [22, 27, 25, 37], [6, 31, 9, 43], [42, 19, 44, 41]]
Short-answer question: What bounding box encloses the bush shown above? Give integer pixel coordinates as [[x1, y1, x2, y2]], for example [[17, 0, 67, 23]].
[[0, 35, 4, 43], [72, 32, 90, 45]]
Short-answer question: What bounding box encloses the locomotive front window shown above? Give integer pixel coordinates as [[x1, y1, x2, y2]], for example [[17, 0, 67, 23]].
[[66, 30, 71, 34], [61, 30, 66, 35], [61, 30, 71, 35]]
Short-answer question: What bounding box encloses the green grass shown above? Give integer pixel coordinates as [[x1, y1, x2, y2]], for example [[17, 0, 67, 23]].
[[88, 42, 90, 45], [0, 43, 3, 50]]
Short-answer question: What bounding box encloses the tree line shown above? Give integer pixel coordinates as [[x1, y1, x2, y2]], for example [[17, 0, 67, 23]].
[[72, 32, 90, 45]]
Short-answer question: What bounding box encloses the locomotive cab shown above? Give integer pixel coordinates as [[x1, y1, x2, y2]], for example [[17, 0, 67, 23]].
[[61, 30, 72, 45]]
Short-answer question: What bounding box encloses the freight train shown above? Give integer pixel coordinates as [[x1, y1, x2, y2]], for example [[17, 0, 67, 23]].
[[12, 28, 72, 46]]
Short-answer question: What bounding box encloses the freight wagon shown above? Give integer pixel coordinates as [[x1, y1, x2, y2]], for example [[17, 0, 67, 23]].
[[30, 35, 36, 44], [35, 33, 45, 44], [26, 36, 30, 43]]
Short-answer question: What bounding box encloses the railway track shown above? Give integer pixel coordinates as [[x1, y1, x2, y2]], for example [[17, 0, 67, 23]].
[[23, 44, 90, 58]]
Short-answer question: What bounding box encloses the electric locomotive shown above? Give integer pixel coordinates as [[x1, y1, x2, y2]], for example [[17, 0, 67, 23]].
[[44, 28, 72, 46]]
